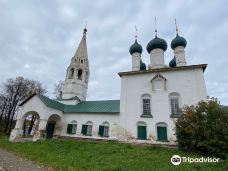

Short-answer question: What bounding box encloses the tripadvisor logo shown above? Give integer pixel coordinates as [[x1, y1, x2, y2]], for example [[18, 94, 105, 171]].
[[171, 155, 220, 165], [171, 155, 181, 165]]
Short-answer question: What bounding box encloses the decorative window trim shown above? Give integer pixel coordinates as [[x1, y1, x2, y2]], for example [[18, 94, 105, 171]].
[[140, 113, 153, 118], [81, 121, 93, 136], [140, 94, 153, 118], [99, 121, 110, 137], [66, 123, 77, 134], [169, 92, 182, 117], [151, 73, 167, 91]]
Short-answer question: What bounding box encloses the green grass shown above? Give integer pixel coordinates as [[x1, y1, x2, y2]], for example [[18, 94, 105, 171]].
[[0, 136, 227, 171]]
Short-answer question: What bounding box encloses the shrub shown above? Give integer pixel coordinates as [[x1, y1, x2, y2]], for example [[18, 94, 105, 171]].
[[176, 98, 228, 159]]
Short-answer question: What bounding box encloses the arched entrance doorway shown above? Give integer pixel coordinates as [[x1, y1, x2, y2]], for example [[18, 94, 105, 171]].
[[156, 122, 168, 141], [46, 114, 62, 139], [21, 111, 40, 138], [137, 121, 147, 140]]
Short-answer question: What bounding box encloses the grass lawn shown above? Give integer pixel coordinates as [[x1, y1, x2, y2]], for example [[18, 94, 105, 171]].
[[0, 136, 227, 171]]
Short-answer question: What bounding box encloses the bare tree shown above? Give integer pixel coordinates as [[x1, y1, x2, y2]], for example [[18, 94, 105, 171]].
[[53, 80, 64, 99], [0, 76, 47, 135]]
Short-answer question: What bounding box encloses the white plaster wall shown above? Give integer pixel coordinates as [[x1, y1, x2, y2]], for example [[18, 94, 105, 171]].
[[174, 46, 186, 66], [62, 80, 87, 100], [132, 52, 140, 71], [150, 49, 165, 68], [12, 95, 63, 139], [62, 113, 119, 139], [18, 96, 63, 122], [119, 68, 207, 141]]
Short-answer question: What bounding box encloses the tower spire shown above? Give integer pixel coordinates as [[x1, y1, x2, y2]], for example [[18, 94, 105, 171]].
[[62, 25, 90, 101], [175, 18, 179, 36], [83, 21, 87, 34], [134, 25, 138, 41], [74, 25, 88, 59], [155, 16, 157, 37]]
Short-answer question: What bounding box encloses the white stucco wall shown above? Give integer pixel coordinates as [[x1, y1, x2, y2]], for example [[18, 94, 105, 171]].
[[17, 96, 63, 125], [62, 113, 119, 139], [119, 67, 207, 142]]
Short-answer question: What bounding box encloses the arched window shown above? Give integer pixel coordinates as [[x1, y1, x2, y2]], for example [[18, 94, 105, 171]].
[[81, 121, 93, 136], [67, 120, 77, 134], [156, 122, 168, 141], [68, 68, 74, 79], [98, 121, 110, 137], [141, 94, 152, 117], [77, 69, 83, 80], [169, 92, 181, 117], [137, 121, 147, 140]]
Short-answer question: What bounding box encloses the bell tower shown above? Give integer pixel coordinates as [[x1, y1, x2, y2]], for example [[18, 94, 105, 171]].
[[62, 28, 89, 101]]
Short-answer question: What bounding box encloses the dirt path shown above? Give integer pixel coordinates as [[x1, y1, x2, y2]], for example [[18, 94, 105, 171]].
[[0, 148, 52, 171]]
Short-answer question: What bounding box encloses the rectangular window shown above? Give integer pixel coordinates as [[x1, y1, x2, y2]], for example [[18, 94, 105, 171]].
[[143, 99, 151, 115], [171, 98, 180, 114], [98, 125, 109, 137]]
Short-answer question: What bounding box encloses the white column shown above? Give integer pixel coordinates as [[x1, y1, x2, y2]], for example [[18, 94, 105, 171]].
[[9, 118, 24, 142], [132, 52, 140, 71], [174, 46, 186, 66], [150, 48, 165, 68], [9, 107, 24, 142], [33, 119, 48, 141]]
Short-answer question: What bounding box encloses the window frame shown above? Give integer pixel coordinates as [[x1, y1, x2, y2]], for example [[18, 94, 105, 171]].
[[98, 121, 110, 137], [81, 121, 93, 136], [169, 92, 181, 118], [140, 94, 153, 118]]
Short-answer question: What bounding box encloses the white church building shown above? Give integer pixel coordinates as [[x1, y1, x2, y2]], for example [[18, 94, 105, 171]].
[[10, 26, 207, 144]]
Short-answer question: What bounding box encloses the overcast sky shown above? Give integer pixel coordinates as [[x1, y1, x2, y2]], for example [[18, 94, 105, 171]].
[[0, 0, 227, 105]]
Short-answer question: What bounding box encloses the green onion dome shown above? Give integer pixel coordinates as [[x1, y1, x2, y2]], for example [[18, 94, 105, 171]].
[[169, 57, 176, 67], [171, 35, 187, 50], [129, 40, 143, 55], [146, 36, 167, 53], [140, 60, 146, 70]]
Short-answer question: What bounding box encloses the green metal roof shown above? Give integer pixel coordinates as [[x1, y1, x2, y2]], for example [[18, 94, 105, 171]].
[[38, 95, 120, 113], [171, 35, 187, 50], [38, 95, 65, 111], [64, 100, 120, 113], [129, 40, 143, 55], [146, 36, 167, 53]]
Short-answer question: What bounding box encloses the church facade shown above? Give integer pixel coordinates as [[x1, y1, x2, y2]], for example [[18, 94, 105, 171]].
[[10, 27, 207, 144]]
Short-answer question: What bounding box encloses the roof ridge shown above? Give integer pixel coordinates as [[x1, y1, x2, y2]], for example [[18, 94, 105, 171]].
[[79, 100, 120, 102]]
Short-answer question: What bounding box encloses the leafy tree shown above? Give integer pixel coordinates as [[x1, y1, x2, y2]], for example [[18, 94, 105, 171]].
[[176, 98, 228, 158]]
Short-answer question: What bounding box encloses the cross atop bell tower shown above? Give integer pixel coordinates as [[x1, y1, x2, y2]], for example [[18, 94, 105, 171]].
[[62, 27, 90, 101]]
